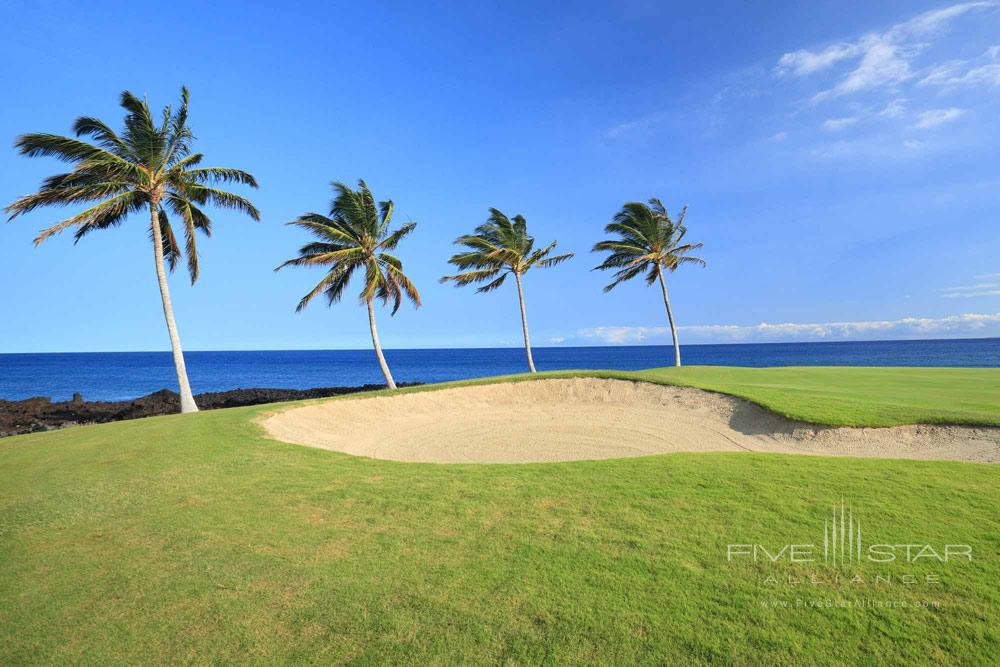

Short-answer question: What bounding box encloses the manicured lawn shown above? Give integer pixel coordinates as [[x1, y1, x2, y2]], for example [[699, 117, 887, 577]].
[[636, 366, 1000, 427], [1, 368, 998, 664]]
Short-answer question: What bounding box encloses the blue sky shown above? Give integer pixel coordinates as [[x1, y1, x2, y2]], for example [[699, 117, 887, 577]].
[[1, 0, 998, 352]]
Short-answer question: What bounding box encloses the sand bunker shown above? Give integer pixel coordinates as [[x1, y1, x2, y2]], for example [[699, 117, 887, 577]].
[[259, 378, 1000, 464]]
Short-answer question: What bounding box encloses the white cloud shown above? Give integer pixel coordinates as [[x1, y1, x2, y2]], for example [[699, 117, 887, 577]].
[[920, 62, 1000, 86], [777, 2, 999, 102], [806, 136, 930, 161], [576, 326, 668, 344], [953, 63, 1000, 86], [766, 130, 789, 142], [822, 116, 858, 131], [776, 42, 863, 76], [939, 275, 1000, 298], [574, 312, 1000, 344], [919, 60, 968, 86], [603, 112, 670, 140], [919, 46, 1000, 87], [813, 35, 914, 101], [895, 2, 997, 37], [914, 107, 965, 128], [879, 98, 907, 118], [680, 313, 1000, 340]]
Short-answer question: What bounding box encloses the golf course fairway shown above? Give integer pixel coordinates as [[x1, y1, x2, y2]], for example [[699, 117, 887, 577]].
[[1, 367, 998, 664]]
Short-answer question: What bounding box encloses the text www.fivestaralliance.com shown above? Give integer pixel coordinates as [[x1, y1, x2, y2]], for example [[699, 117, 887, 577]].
[[759, 598, 942, 609]]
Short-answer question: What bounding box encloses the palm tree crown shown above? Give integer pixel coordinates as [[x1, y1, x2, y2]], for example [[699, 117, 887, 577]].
[[592, 199, 704, 290], [593, 199, 705, 367], [5, 87, 260, 283], [442, 208, 573, 373], [441, 208, 573, 291], [275, 179, 420, 314]]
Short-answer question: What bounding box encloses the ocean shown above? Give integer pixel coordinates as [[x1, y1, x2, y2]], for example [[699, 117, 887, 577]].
[[1, 337, 998, 402]]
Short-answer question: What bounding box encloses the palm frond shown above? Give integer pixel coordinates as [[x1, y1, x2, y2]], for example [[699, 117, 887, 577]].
[[6, 180, 132, 218], [535, 252, 574, 269], [440, 267, 504, 286], [475, 273, 509, 293], [603, 263, 647, 292], [446, 209, 570, 292], [594, 199, 705, 287], [30, 191, 144, 245], [162, 86, 192, 169], [72, 116, 132, 157], [382, 257, 421, 313], [280, 180, 418, 313], [673, 255, 707, 269], [186, 186, 260, 221], [453, 234, 502, 254], [119, 90, 164, 166], [378, 222, 416, 251], [285, 214, 358, 244], [360, 258, 382, 302], [165, 153, 204, 174], [321, 265, 355, 308], [165, 197, 205, 283], [331, 181, 370, 234], [13, 134, 138, 182], [153, 208, 181, 273], [644, 264, 660, 285], [295, 265, 353, 312], [674, 205, 687, 227], [378, 199, 394, 235], [183, 166, 258, 187], [525, 240, 557, 267], [274, 247, 364, 270]]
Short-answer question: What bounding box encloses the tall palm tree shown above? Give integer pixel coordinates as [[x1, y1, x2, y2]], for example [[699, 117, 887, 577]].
[[276, 180, 419, 390], [592, 199, 705, 367], [5, 87, 259, 413], [441, 209, 573, 373]]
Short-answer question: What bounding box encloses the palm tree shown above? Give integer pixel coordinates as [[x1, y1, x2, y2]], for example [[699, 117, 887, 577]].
[[276, 180, 419, 390], [592, 199, 705, 367], [5, 87, 259, 413], [441, 209, 573, 373]]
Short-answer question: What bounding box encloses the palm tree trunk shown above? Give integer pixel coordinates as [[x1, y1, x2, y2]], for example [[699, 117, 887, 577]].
[[367, 298, 397, 390], [656, 266, 681, 367], [149, 201, 198, 413], [514, 272, 537, 373]]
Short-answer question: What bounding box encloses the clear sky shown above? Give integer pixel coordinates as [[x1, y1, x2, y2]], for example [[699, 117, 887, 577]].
[[2, 0, 998, 352]]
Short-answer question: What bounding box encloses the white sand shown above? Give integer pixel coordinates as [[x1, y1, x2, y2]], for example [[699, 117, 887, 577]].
[[259, 378, 1000, 464]]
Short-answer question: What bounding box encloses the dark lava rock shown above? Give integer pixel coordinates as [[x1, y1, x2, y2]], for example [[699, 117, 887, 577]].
[[0, 383, 419, 438]]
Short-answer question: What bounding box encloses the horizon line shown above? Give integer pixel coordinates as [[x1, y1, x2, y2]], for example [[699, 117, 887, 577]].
[[1, 334, 998, 356]]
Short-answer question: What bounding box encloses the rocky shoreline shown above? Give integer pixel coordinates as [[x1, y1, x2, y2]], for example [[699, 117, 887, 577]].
[[0, 384, 418, 438]]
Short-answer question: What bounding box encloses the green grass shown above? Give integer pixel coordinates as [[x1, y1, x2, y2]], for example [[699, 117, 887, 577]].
[[634, 365, 1000, 427], [1, 367, 998, 665]]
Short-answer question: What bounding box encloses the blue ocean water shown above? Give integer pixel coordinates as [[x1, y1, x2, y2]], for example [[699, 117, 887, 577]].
[[1, 338, 998, 402]]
